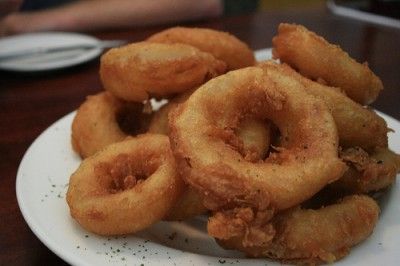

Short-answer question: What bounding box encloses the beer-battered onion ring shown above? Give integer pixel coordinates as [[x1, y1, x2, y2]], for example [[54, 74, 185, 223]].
[[71, 91, 152, 158], [150, 90, 272, 221], [100, 42, 226, 102], [147, 27, 255, 70], [272, 23, 383, 105], [169, 66, 346, 212], [212, 195, 379, 264], [257, 61, 388, 151], [66, 134, 184, 235]]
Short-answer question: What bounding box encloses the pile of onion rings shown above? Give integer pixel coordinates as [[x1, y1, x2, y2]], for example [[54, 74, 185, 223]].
[[66, 24, 400, 265]]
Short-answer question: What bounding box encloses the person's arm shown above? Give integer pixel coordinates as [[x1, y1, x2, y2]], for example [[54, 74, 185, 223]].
[[1, 0, 223, 35], [0, 0, 22, 18]]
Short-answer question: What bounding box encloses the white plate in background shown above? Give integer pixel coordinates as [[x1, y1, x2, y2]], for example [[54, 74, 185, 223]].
[[0, 32, 102, 72]]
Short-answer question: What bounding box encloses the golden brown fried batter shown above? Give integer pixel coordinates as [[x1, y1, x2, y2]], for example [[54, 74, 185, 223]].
[[149, 87, 272, 160], [272, 23, 383, 105], [331, 147, 400, 193], [100, 42, 226, 102], [169, 66, 345, 214], [215, 195, 379, 265], [257, 61, 388, 151], [71, 91, 151, 158], [67, 134, 184, 235], [150, 88, 272, 221], [147, 27, 255, 70]]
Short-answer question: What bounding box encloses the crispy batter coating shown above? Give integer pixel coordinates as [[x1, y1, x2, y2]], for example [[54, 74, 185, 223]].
[[147, 27, 255, 70], [258, 61, 388, 151], [100, 42, 226, 102], [67, 134, 184, 235], [150, 93, 272, 161], [150, 89, 272, 221], [71, 91, 151, 158], [169, 66, 345, 214], [215, 195, 379, 265], [331, 147, 400, 193], [272, 23, 383, 105]]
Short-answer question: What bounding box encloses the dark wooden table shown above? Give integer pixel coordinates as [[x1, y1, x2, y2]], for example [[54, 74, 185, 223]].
[[1, 5, 399, 265]]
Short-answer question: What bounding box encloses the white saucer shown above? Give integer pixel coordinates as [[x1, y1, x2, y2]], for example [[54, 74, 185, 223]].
[[0, 32, 102, 72]]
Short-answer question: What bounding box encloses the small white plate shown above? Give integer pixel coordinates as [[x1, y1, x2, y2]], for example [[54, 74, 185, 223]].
[[15, 49, 400, 265], [0, 32, 102, 72]]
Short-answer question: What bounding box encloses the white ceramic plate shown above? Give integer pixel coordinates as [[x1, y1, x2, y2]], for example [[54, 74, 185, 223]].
[[0, 32, 102, 72], [16, 49, 400, 265]]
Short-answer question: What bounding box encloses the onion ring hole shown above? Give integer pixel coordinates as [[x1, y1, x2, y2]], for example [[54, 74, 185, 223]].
[[94, 153, 158, 194], [115, 103, 152, 136]]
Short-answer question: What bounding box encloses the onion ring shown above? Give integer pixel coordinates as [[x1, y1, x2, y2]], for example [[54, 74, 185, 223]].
[[212, 195, 379, 264], [169, 66, 346, 213], [258, 61, 388, 151], [100, 42, 226, 102], [71, 91, 152, 158], [150, 89, 272, 221], [272, 23, 383, 105], [147, 27, 255, 70], [66, 134, 184, 235]]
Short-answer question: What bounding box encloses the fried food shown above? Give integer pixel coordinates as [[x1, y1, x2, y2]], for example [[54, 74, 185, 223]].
[[169, 66, 345, 214], [150, 90, 271, 161], [331, 147, 400, 193], [65, 25, 397, 264], [147, 27, 255, 70], [258, 61, 388, 151], [213, 195, 379, 264], [150, 89, 272, 221], [71, 91, 152, 158], [165, 186, 208, 221], [148, 88, 194, 135], [66, 134, 184, 235], [100, 42, 226, 102], [272, 23, 383, 105]]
